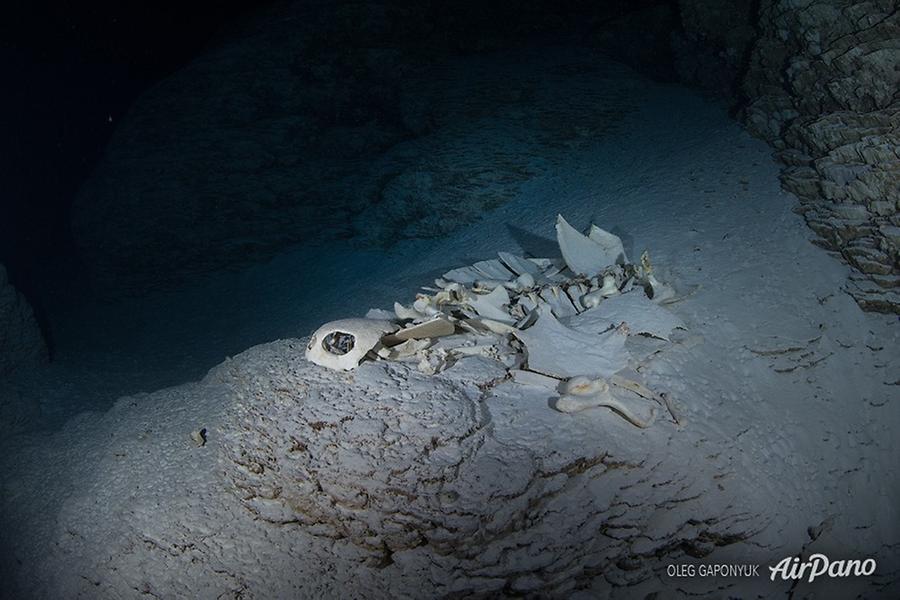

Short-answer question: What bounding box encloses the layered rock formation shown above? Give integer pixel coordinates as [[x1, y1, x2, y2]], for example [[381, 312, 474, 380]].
[[0, 263, 47, 375], [741, 0, 900, 313], [599, 0, 899, 312]]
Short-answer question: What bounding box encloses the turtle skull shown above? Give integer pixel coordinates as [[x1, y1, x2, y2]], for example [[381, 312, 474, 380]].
[[305, 318, 398, 371]]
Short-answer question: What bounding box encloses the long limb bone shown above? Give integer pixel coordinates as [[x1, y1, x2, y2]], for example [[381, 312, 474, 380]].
[[610, 375, 682, 426]]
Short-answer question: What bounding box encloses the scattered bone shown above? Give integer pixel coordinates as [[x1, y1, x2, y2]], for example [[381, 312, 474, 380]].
[[365, 308, 396, 320], [513, 272, 535, 290], [581, 274, 620, 308], [190, 428, 207, 447], [394, 302, 425, 321], [597, 274, 620, 297], [476, 318, 517, 335], [609, 374, 682, 426], [377, 338, 432, 360], [498, 251, 544, 280], [383, 317, 456, 346], [638, 250, 676, 303], [469, 285, 515, 323], [566, 291, 686, 341], [556, 214, 625, 276], [539, 286, 579, 318], [510, 369, 561, 390], [513, 306, 630, 379], [588, 224, 629, 264]]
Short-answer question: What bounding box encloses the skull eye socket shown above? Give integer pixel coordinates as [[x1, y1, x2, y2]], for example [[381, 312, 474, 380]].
[[322, 331, 355, 355]]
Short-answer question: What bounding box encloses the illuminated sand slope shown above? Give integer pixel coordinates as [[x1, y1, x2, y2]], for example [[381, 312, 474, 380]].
[[2, 47, 897, 599]]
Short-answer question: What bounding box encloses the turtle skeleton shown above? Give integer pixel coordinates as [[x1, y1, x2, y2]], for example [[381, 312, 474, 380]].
[[305, 215, 684, 429]]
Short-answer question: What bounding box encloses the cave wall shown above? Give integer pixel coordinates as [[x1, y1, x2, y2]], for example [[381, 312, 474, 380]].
[[541, 0, 900, 315], [600, 0, 899, 312], [740, 0, 900, 313], [69, 0, 668, 294], [69, 0, 898, 310], [662, 0, 898, 312], [672, 0, 758, 94], [0, 263, 47, 375]]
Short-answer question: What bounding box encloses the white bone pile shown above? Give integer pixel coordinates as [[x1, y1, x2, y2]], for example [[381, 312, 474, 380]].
[[305, 214, 686, 426]]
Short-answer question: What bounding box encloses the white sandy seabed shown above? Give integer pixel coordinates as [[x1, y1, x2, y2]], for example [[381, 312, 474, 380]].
[[1, 49, 898, 599]]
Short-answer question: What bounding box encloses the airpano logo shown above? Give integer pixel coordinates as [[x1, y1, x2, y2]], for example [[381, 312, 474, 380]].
[[769, 554, 877, 583], [666, 554, 877, 583]]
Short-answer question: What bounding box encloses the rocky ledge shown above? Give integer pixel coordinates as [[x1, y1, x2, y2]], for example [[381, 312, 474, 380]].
[[0, 263, 47, 376]]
